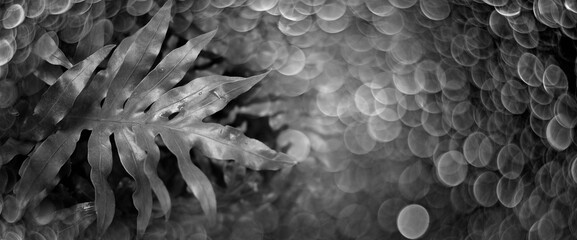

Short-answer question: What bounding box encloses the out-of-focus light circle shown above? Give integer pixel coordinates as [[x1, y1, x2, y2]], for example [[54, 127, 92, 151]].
[[373, 9, 405, 35], [566, 1, 577, 13], [489, 10, 513, 39], [354, 84, 378, 116], [277, 129, 311, 162], [27, 232, 46, 240], [451, 101, 475, 131], [546, 116, 573, 151], [407, 126, 438, 158], [279, 16, 314, 37], [394, 71, 423, 95], [14, 20, 36, 49], [496, 176, 524, 208], [420, 110, 450, 137], [112, 12, 136, 33], [26, 0, 46, 18], [344, 122, 376, 155], [464, 131, 491, 168], [127, 0, 154, 16], [2, 4, 25, 29], [365, 0, 395, 16], [254, 40, 284, 70], [368, 115, 403, 143], [279, 0, 308, 21], [473, 171, 500, 207], [390, 37, 423, 65], [483, 0, 509, 7], [1, 195, 21, 223], [228, 9, 261, 33], [542, 64, 568, 95], [3, 231, 24, 240], [397, 204, 429, 239], [419, 0, 451, 21], [436, 150, 468, 187], [249, 0, 279, 12], [313, 62, 346, 93], [496, 143, 525, 179], [47, 0, 73, 15], [378, 198, 406, 232], [212, 0, 236, 8], [316, 15, 350, 33], [570, 156, 577, 184], [554, 93, 577, 128], [276, 45, 306, 76], [337, 204, 372, 238], [414, 59, 444, 94], [316, 1, 347, 21], [0, 39, 15, 66], [389, 0, 418, 9], [296, 50, 326, 80], [316, 91, 341, 116], [500, 79, 529, 115]]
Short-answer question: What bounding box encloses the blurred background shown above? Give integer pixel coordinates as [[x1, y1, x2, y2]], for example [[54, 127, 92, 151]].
[[1, 0, 577, 239]]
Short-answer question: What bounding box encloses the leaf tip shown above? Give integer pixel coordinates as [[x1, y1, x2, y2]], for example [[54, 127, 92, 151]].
[[64, 61, 73, 69], [101, 44, 117, 53], [93, 44, 116, 61], [206, 29, 218, 38], [277, 152, 299, 166], [160, 0, 174, 12], [248, 72, 270, 85], [194, 29, 218, 50], [254, 151, 298, 171]]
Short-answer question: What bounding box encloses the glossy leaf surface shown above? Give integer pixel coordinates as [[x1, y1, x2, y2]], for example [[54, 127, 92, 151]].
[[15, 0, 296, 236]]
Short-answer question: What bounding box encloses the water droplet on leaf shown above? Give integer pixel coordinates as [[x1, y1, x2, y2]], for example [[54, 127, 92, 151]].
[[212, 90, 222, 99]]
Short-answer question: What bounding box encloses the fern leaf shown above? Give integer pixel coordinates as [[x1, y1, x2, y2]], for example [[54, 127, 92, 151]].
[[135, 126, 171, 220], [101, 1, 172, 115], [74, 19, 110, 62], [161, 129, 216, 223], [15, 0, 296, 236], [0, 138, 33, 165], [22, 45, 115, 141], [33, 62, 63, 85], [33, 32, 73, 69], [124, 29, 216, 114], [15, 129, 82, 207], [115, 127, 152, 238], [87, 126, 115, 235], [72, 34, 137, 114]]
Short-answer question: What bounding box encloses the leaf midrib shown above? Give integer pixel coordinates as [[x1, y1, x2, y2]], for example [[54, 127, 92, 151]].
[[104, 14, 167, 112], [66, 115, 289, 165], [18, 134, 68, 202], [34, 65, 91, 126]]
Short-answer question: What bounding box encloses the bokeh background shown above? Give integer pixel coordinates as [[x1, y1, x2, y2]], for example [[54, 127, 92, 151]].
[[1, 0, 577, 239]]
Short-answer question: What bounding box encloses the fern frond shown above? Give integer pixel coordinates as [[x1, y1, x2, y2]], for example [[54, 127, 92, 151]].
[[14, 0, 296, 237]]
